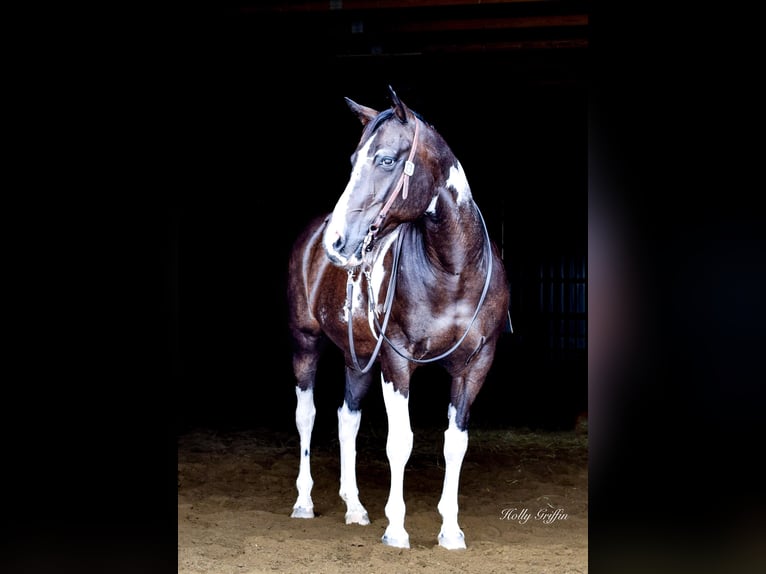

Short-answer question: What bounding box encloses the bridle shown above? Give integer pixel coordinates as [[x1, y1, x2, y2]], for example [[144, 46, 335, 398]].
[[345, 115, 494, 373], [360, 116, 420, 255]]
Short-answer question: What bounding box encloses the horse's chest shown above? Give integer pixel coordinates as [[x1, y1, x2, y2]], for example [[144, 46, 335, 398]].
[[311, 233, 474, 357], [320, 274, 473, 356]]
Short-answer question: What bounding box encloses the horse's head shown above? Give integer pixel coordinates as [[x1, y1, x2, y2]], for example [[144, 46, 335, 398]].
[[323, 86, 438, 268]]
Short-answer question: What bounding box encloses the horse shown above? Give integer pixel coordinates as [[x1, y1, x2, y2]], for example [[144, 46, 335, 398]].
[[286, 86, 510, 550]]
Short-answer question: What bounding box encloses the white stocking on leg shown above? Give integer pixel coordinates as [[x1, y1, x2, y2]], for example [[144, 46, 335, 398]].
[[437, 404, 468, 549], [291, 386, 316, 518], [381, 378, 413, 548], [338, 401, 370, 525]]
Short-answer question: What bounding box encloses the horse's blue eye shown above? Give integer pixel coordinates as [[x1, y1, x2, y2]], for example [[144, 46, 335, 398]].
[[379, 156, 395, 168]]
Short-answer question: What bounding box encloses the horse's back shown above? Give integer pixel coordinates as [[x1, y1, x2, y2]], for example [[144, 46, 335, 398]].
[[288, 214, 326, 326], [288, 214, 349, 343], [289, 214, 328, 276]]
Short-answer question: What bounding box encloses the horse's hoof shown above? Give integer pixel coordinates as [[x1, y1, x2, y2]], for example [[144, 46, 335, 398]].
[[345, 510, 370, 525], [382, 530, 410, 549], [291, 506, 315, 519], [438, 531, 466, 550]]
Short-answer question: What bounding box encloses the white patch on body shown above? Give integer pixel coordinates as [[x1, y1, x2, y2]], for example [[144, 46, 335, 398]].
[[366, 229, 400, 336], [427, 300, 474, 333], [337, 401, 370, 525], [425, 193, 439, 214], [445, 162, 473, 205], [292, 387, 316, 518], [380, 377, 413, 548], [323, 135, 378, 264], [437, 404, 469, 549], [341, 271, 364, 323]]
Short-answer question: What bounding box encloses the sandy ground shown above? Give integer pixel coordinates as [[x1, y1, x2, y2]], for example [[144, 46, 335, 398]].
[[178, 423, 587, 574]]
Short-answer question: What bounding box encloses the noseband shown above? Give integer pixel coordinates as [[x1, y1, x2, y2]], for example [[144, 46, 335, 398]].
[[346, 116, 494, 373]]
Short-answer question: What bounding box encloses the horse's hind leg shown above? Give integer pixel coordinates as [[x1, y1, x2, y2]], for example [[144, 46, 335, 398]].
[[291, 336, 320, 519], [338, 366, 372, 525]]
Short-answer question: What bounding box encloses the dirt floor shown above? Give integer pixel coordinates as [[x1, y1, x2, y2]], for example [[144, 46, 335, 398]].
[[178, 423, 588, 574]]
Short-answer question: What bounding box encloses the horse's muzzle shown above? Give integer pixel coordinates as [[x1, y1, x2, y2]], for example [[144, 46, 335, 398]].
[[323, 241, 364, 269]]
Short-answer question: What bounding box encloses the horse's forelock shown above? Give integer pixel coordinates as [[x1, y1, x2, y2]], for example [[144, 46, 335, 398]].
[[365, 108, 429, 142], [368, 108, 395, 134]]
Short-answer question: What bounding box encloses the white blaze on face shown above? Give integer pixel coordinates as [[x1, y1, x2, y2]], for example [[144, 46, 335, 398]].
[[323, 134, 378, 263], [445, 162, 473, 205]]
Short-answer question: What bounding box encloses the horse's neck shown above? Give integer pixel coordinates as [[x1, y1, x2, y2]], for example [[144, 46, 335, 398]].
[[417, 187, 486, 276]]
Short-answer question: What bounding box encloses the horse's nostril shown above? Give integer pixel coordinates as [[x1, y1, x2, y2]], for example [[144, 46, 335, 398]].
[[333, 236, 344, 251]]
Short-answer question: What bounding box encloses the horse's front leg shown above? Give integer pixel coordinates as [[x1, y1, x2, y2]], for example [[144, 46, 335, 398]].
[[437, 403, 468, 549], [290, 336, 321, 519], [291, 384, 316, 518], [381, 374, 413, 548], [338, 366, 372, 525]]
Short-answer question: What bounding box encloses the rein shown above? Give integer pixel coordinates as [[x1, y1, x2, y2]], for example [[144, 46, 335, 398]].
[[374, 207, 494, 365], [346, 230, 404, 373], [345, 114, 493, 372]]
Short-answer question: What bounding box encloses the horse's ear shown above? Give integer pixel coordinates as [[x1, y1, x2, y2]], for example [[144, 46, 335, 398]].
[[388, 85, 408, 124], [345, 97, 379, 126]]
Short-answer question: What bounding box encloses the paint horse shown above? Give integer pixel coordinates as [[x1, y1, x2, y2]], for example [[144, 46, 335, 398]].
[[287, 86, 510, 549]]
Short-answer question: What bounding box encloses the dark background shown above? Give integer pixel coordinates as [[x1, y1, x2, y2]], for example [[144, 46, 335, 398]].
[[176, 1, 588, 435], [7, 2, 765, 573]]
